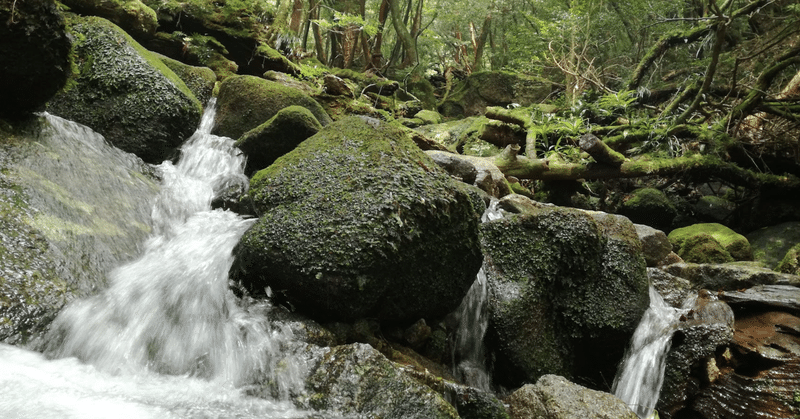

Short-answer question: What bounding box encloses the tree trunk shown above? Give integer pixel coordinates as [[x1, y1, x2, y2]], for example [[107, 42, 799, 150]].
[[388, 0, 417, 67], [473, 15, 492, 72], [368, 0, 390, 70]]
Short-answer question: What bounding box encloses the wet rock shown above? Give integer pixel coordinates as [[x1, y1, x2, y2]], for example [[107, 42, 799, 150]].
[[720, 284, 800, 312], [230, 116, 483, 322], [662, 311, 800, 419], [0, 0, 70, 119], [662, 263, 800, 291], [481, 206, 649, 388], [322, 74, 355, 97], [657, 323, 734, 418], [0, 116, 157, 345], [669, 223, 752, 262], [506, 375, 638, 419], [47, 15, 202, 164], [648, 268, 694, 308], [213, 75, 331, 140], [235, 106, 322, 176], [300, 343, 459, 419], [746, 221, 800, 269], [619, 187, 677, 232], [59, 0, 158, 40], [636, 224, 673, 267], [401, 367, 510, 419]]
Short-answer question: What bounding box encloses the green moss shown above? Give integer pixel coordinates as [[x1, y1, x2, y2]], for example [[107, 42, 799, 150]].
[[234, 116, 482, 321], [48, 15, 202, 163], [669, 223, 752, 261], [776, 243, 800, 275], [619, 187, 677, 231]]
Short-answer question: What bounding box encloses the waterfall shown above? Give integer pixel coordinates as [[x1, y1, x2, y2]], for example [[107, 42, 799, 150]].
[[0, 100, 306, 418], [452, 199, 504, 390], [612, 285, 683, 419]]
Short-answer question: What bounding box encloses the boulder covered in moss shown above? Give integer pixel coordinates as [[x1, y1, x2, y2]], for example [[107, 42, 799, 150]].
[[774, 243, 800, 275], [669, 223, 752, 262], [300, 343, 459, 419], [0, 0, 71, 120], [235, 105, 322, 176], [157, 54, 216, 106], [59, 0, 158, 40], [47, 16, 202, 164], [619, 187, 677, 231], [481, 206, 649, 388], [230, 116, 483, 321], [438, 71, 552, 118], [213, 75, 331, 140], [746, 221, 800, 269]]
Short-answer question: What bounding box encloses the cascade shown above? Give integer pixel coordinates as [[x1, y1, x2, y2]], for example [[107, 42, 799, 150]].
[[612, 285, 684, 419], [0, 101, 306, 417], [451, 199, 504, 390]]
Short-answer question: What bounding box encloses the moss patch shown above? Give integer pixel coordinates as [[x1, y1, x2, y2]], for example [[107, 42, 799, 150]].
[[669, 223, 752, 261]]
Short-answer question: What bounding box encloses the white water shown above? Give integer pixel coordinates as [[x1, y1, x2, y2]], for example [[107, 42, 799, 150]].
[[613, 285, 684, 419], [0, 101, 307, 418], [452, 199, 504, 390]]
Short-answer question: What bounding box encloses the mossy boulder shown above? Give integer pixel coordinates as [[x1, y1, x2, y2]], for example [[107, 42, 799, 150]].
[[669, 223, 752, 262], [229, 116, 483, 322], [300, 343, 459, 419], [0, 115, 158, 345], [619, 187, 677, 231], [47, 15, 202, 164], [146, 32, 239, 80], [414, 116, 503, 156], [234, 106, 322, 176], [481, 207, 649, 388], [775, 243, 800, 275], [0, 0, 71, 120], [438, 71, 553, 118], [213, 75, 332, 140], [59, 0, 158, 40], [157, 54, 216, 106], [746, 221, 800, 269]]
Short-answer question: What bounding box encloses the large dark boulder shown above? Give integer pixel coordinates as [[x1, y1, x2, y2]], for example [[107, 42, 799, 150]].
[[482, 207, 649, 389], [213, 75, 332, 140], [0, 0, 70, 120], [230, 116, 483, 322], [234, 105, 322, 176], [47, 15, 202, 164]]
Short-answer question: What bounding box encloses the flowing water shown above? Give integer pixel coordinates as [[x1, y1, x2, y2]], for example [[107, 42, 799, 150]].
[[613, 285, 684, 419], [0, 101, 307, 418], [452, 199, 504, 391]]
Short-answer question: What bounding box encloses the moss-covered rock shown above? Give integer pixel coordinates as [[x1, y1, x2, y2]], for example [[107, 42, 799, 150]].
[[0, 115, 158, 345], [438, 71, 553, 118], [746, 221, 800, 269], [47, 15, 202, 164], [234, 105, 322, 176], [59, 0, 158, 40], [157, 54, 216, 106], [619, 187, 677, 232], [146, 32, 239, 80], [775, 243, 800, 275], [481, 207, 649, 388], [669, 223, 752, 262], [213, 75, 331, 140], [0, 0, 71, 120], [300, 343, 459, 419], [230, 116, 483, 322], [662, 262, 800, 290]]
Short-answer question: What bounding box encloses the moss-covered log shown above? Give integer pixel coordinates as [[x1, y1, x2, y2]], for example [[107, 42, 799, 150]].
[[487, 148, 800, 195], [578, 133, 626, 166]]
